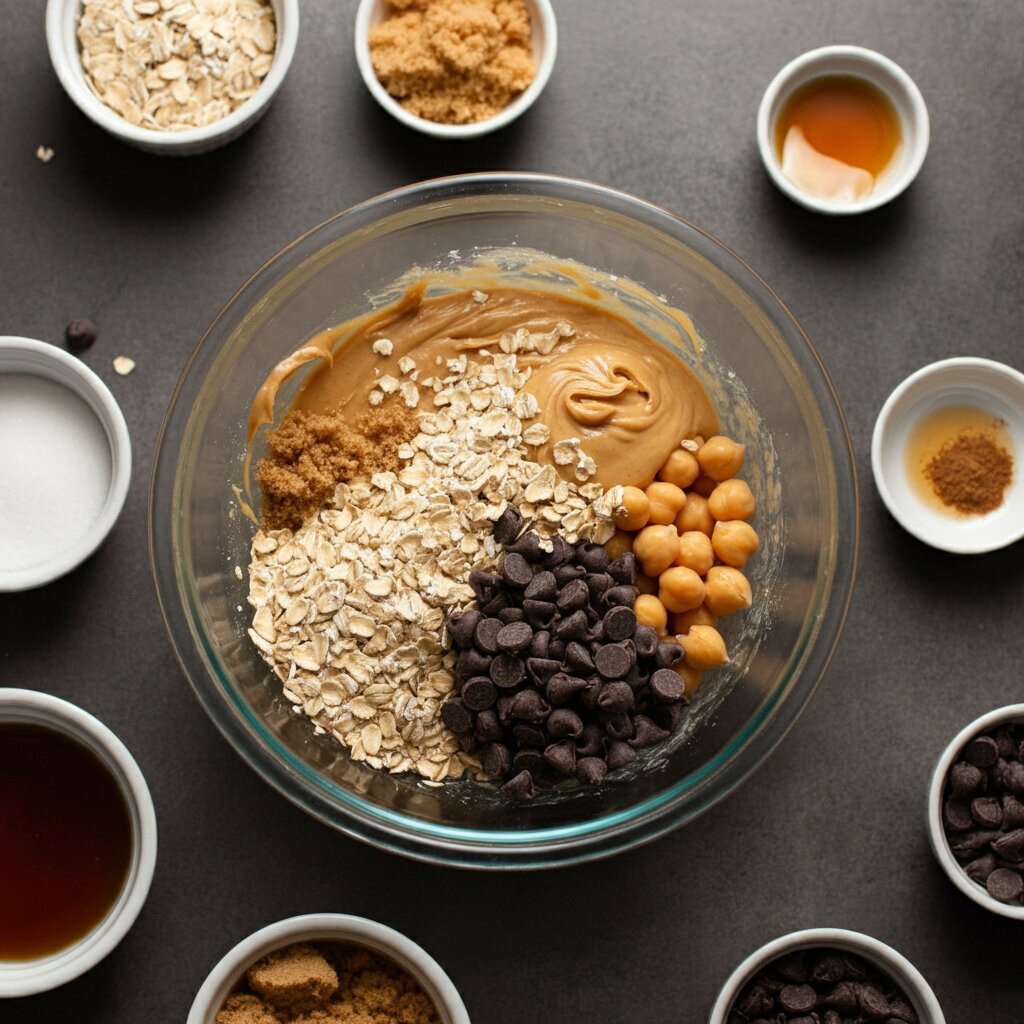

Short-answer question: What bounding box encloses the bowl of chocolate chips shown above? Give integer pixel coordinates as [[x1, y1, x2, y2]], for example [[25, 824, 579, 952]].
[[151, 173, 858, 867]]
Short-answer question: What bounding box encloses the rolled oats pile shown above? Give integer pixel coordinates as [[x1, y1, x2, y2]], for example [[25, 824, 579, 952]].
[[248, 332, 622, 784], [77, 0, 276, 131]]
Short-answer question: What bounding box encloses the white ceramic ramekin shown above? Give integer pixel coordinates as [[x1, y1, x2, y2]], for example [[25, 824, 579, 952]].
[[45, 0, 299, 155], [927, 704, 1024, 921], [757, 45, 929, 214], [0, 336, 132, 591], [0, 689, 157, 998], [187, 913, 470, 1024], [708, 928, 945, 1024], [354, 0, 557, 139], [871, 357, 1024, 554]]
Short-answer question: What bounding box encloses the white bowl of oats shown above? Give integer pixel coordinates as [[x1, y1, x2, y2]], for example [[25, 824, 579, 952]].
[[46, 0, 299, 155]]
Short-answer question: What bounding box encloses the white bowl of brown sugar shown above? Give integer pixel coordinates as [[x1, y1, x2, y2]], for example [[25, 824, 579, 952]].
[[354, 0, 557, 139], [872, 357, 1024, 554], [187, 913, 470, 1024]]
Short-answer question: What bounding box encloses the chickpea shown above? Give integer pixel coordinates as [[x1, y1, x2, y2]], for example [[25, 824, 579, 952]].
[[613, 485, 650, 531], [669, 605, 717, 635], [634, 593, 668, 633], [708, 478, 756, 521], [658, 566, 706, 613], [696, 435, 746, 481], [679, 624, 729, 669], [675, 493, 714, 536], [674, 530, 714, 575], [636, 572, 659, 596], [712, 520, 760, 568], [672, 660, 704, 695], [657, 448, 700, 489], [632, 524, 680, 576], [604, 529, 634, 560], [703, 565, 752, 617], [645, 481, 687, 525]]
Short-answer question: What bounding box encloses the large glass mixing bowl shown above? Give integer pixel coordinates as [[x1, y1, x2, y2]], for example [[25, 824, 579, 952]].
[[151, 174, 858, 868]]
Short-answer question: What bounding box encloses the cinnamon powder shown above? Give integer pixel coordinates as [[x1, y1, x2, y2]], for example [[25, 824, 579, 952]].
[[256, 400, 419, 530], [923, 432, 1013, 515]]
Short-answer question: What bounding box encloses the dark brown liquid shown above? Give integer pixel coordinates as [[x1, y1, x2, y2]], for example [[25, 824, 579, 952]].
[[0, 723, 133, 960]]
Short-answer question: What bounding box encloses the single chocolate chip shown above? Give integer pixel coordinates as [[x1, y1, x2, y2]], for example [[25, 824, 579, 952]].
[[655, 641, 685, 669], [474, 708, 504, 743], [468, 570, 501, 604], [439, 697, 472, 734], [810, 954, 847, 985], [604, 584, 638, 608], [971, 796, 1004, 828], [506, 530, 544, 563], [650, 667, 686, 702], [546, 672, 589, 706], [512, 723, 546, 749], [474, 617, 504, 654], [523, 599, 556, 627], [556, 578, 590, 612], [1004, 761, 1024, 794], [991, 828, 1024, 857], [776, 952, 808, 983], [527, 657, 561, 685], [524, 570, 557, 601], [602, 712, 634, 741], [1003, 795, 1024, 829], [500, 769, 535, 800], [948, 760, 984, 797], [461, 677, 497, 711], [964, 734, 999, 768], [509, 689, 550, 722], [576, 723, 605, 757], [548, 638, 566, 660], [607, 551, 638, 585], [595, 643, 632, 679], [480, 593, 510, 616], [887, 996, 919, 1023], [737, 984, 775, 1017], [603, 605, 637, 642], [447, 608, 482, 649], [822, 1011, 842, 1024], [497, 607, 525, 624], [587, 621, 604, 644], [529, 630, 550, 659], [633, 624, 659, 659], [964, 852, 998, 882], [482, 742, 512, 779], [542, 535, 573, 568], [858, 984, 890, 1018], [65, 318, 98, 352], [585, 572, 613, 601], [512, 748, 544, 776], [576, 541, 610, 572], [496, 620, 533, 654], [630, 715, 670, 748], [547, 708, 584, 739], [778, 985, 816, 1015], [576, 756, 607, 785], [456, 648, 492, 679], [597, 680, 635, 713], [943, 798, 974, 832], [502, 551, 534, 588], [543, 739, 577, 776], [564, 641, 595, 674], [495, 695, 515, 726], [651, 701, 687, 732], [493, 505, 523, 546], [490, 654, 526, 689], [824, 983, 859, 1014], [554, 610, 589, 641], [604, 738, 636, 770], [553, 563, 586, 586], [455, 730, 479, 754]]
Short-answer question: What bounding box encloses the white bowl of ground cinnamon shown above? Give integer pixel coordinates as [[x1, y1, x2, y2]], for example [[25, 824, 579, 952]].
[[872, 357, 1024, 554], [355, 0, 557, 138], [187, 913, 470, 1024]]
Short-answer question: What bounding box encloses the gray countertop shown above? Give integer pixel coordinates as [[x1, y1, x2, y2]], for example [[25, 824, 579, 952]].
[[3, 1, 1023, 1021]]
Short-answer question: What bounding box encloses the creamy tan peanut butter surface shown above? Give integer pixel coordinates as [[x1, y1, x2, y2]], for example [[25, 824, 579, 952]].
[[250, 285, 717, 489]]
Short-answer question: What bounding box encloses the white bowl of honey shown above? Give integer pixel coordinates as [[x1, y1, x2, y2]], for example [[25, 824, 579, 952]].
[[0, 689, 157, 997], [871, 358, 1024, 554], [757, 45, 929, 214]]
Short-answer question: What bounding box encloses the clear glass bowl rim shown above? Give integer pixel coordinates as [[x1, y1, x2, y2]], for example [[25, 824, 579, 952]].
[[150, 172, 859, 869]]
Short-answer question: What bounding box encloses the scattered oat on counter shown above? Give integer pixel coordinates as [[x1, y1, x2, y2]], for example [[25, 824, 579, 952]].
[[35, 145, 54, 163], [112, 356, 135, 376]]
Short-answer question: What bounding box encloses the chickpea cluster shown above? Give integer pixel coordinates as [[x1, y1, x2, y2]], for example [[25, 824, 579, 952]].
[[607, 435, 759, 693]]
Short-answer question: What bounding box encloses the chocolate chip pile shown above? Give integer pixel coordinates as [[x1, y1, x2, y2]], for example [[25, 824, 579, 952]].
[[941, 720, 1024, 905], [728, 948, 919, 1024], [439, 506, 690, 800]]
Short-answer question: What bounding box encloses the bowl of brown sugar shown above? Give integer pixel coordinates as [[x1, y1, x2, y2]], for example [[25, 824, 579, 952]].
[[872, 357, 1024, 554], [354, 0, 557, 138]]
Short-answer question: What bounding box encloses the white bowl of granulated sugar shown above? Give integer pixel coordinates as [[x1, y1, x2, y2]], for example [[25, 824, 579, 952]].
[[0, 337, 132, 591]]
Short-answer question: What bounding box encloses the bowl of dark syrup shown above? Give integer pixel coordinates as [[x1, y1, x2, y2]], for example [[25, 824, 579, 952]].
[[0, 689, 157, 997]]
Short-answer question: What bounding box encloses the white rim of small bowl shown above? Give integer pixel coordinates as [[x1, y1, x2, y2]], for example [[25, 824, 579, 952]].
[[926, 704, 1024, 921], [871, 357, 1024, 554], [354, 0, 557, 139], [0, 337, 132, 592], [186, 913, 471, 1024], [756, 45, 930, 215], [45, 0, 299, 153], [708, 927, 946, 1024], [0, 689, 157, 998]]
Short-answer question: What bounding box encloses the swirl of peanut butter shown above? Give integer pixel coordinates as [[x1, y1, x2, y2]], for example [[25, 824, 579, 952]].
[[523, 340, 717, 488]]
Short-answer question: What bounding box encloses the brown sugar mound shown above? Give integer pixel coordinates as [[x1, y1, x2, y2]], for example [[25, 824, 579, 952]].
[[256, 400, 419, 530], [368, 0, 536, 124], [216, 993, 279, 1024], [247, 943, 339, 1015]]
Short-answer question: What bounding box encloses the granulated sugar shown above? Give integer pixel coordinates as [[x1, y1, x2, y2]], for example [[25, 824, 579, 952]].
[[0, 374, 112, 572]]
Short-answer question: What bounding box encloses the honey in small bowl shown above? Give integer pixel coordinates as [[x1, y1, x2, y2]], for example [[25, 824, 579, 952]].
[[775, 75, 901, 203]]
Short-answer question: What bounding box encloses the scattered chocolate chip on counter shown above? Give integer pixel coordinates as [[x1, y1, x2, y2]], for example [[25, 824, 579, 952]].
[[942, 720, 1024, 905], [65, 318, 97, 353], [441, 505, 690, 799]]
